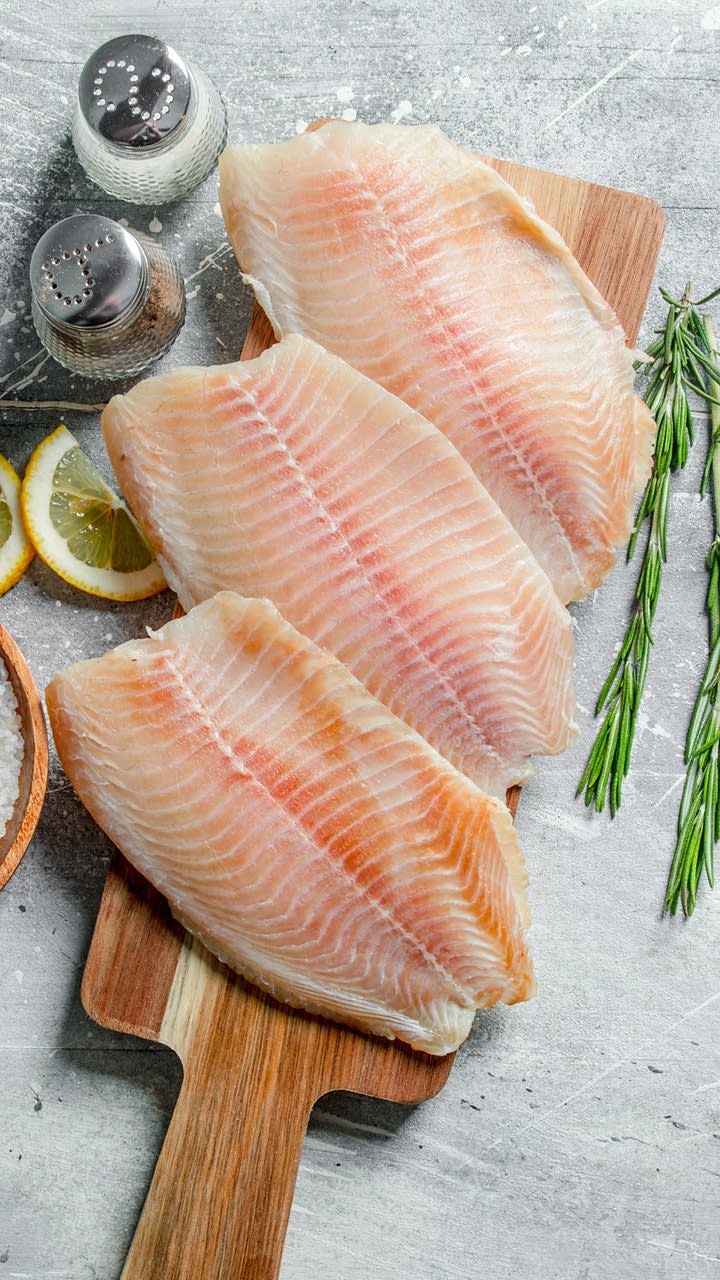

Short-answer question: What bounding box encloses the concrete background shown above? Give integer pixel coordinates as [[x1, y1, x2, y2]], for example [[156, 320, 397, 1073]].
[[1, 1, 719, 1277]]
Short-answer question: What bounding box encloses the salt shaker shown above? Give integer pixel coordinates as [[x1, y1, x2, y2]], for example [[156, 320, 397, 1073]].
[[72, 34, 228, 204], [30, 214, 185, 380]]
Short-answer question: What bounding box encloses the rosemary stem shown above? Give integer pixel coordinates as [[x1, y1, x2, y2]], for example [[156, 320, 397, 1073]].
[[577, 286, 695, 815], [580, 285, 720, 839], [706, 317, 720, 650], [664, 313, 720, 916], [706, 314, 720, 547]]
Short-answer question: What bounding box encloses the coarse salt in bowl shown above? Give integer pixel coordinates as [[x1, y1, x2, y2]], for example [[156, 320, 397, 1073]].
[[0, 658, 24, 835], [0, 626, 48, 888]]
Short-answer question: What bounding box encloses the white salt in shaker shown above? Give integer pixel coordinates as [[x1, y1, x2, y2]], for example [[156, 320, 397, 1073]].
[[30, 214, 185, 380], [72, 34, 228, 204]]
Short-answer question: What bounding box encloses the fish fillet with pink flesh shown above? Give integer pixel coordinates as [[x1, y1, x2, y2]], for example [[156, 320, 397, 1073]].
[[47, 593, 535, 1055], [218, 120, 655, 603], [102, 334, 576, 799]]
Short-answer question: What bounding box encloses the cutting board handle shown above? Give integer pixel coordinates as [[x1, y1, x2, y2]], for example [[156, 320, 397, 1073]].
[[120, 945, 320, 1280]]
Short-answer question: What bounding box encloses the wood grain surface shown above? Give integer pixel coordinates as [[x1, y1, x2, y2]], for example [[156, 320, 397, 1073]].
[[81, 152, 664, 1280], [0, 624, 49, 888]]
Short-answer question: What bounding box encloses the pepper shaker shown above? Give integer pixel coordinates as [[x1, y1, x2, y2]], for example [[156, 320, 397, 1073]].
[[72, 34, 228, 204], [30, 214, 185, 380]]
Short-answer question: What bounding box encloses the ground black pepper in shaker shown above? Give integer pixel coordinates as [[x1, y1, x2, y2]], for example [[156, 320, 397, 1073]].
[[30, 214, 185, 380]]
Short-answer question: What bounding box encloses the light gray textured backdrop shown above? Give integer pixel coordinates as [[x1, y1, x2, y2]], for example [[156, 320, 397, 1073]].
[[1, 2, 719, 1277]]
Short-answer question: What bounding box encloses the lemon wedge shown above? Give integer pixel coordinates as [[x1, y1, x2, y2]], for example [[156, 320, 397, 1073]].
[[0, 454, 34, 596], [21, 425, 166, 601]]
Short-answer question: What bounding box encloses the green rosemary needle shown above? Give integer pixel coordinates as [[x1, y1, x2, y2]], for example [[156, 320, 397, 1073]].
[[578, 286, 714, 816], [665, 315, 720, 916]]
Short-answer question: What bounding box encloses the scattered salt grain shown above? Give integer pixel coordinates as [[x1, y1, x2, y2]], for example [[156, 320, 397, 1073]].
[[390, 99, 413, 123], [0, 658, 23, 839]]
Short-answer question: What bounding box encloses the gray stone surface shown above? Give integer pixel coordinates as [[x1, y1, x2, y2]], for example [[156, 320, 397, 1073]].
[[1, 1, 719, 1277]]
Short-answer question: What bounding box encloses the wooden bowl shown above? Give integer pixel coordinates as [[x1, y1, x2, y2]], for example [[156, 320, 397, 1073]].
[[0, 624, 48, 888]]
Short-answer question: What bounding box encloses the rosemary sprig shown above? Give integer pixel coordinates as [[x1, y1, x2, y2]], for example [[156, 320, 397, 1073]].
[[578, 285, 702, 815], [665, 316, 720, 916]]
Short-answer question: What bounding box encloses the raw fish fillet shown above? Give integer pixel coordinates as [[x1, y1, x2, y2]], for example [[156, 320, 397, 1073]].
[[47, 592, 535, 1054], [103, 334, 576, 799], [218, 121, 655, 603]]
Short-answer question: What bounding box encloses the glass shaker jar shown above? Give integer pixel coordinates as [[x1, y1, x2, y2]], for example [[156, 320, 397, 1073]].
[[72, 34, 228, 204], [30, 214, 185, 380]]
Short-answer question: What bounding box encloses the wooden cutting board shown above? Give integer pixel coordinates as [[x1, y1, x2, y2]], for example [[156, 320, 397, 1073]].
[[81, 153, 664, 1280]]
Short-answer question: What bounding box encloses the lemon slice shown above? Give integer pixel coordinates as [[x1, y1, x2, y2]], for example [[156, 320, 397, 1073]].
[[0, 455, 34, 596], [21, 425, 166, 601]]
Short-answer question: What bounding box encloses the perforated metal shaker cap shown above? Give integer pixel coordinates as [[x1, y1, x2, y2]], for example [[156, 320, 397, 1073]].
[[30, 215, 149, 330], [77, 34, 192, 150]]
